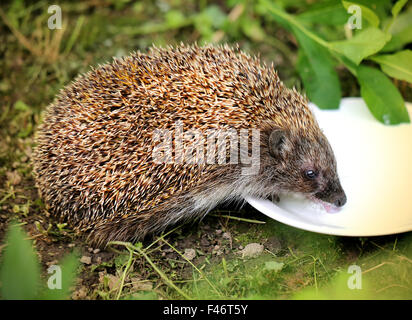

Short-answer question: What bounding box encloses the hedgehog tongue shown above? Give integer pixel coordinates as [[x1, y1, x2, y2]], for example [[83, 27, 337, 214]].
[[320, 201, 341, 214], [310, 196, 341, 214]]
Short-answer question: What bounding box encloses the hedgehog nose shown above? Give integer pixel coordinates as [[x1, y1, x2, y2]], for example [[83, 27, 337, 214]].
[[334, 194, 347, 207]]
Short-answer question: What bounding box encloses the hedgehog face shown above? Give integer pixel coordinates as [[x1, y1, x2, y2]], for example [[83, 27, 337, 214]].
[[267, 129, 346, 212]]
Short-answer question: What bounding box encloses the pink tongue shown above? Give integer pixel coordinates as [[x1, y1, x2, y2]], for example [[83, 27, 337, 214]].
[[321, 202, 341, 214]]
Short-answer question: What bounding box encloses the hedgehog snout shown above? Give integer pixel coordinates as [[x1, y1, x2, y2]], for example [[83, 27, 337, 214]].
[[314, 180, 347, 208], [332, 191, 347, 207]]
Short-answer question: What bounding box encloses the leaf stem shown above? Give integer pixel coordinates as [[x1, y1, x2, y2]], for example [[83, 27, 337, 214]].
[[263, 1, 331, 49], [108, 241, 192, 300]]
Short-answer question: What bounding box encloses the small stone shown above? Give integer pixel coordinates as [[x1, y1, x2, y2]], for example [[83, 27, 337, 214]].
[[93, 248, 100, 254], [46, 259, 59, 267], [80, 255, 92, 265], [6, 171, 21, 185], [200, 238, 210, 246], [107, 274, 121, 291], [72, 286, 88, 300], [240, 243, 264, 258], [222, 232, 231, 240], [24, 145, 32, 158], [98, 271, 105, 282], [68, 243, 75, 248], [131, 277, 153, 291], [265, 236, 282, 253], [183, 248, 196, 261]]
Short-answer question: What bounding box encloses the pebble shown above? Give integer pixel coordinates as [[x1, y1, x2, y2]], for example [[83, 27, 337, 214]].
[[46, 259, 59, 267], [106, 274, 121, 291], [239, 243, 264, 258], [183, 248, 196, 261], [222, 232, 231, 240], [6, 171, 21, 185], [72, 286, 88, 300], [80, 255, 92, 265], [130, 277, 153, 291], [200, 238, 210, 246]]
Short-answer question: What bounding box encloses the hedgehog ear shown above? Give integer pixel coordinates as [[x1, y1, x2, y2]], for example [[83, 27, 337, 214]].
[[268, 130, 287, 158]]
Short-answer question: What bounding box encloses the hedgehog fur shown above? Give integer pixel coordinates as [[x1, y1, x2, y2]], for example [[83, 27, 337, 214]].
[[33, 44, 346, 247]]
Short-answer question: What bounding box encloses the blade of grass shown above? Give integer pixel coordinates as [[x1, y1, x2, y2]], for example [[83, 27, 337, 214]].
[[162, 238, 223, 298], [108, 241, 192, 300], [115, 245, 134, 300], [63, 15, 85, 55], [210, 214, 266, 224]]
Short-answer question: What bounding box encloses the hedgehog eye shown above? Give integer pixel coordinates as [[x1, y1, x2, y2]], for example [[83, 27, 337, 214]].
[[305, 170, 317, 179]]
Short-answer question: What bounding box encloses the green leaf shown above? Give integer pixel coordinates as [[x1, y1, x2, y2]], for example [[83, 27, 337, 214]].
[[261, 0, 341, 109], [41, 252, 80, 300], [264, 261, 284, 272], [0, 223, 41, 299], [194, 5, 227, 41], [258, 0, 290, 29], [297, 1, 348, 26], [342, 1, 380, 28], [383, 0, 409, 34], [357, 65, 410, 125], [165, 10, 186, 29], [293, 272, 370, 300], [203, 5, 227, 29], [292, 25, 341, 109], [330, 27, 391, 65], [370, 50, 412, 84], [392, 0, 408, 18], [296, 46, 341, 109], [241, 18, 266, 42], [382, 26, 412, 52], [382, 7, 412, 52], [260, 0, 330, 48], [388, 6, 412, 33], [14, 100, 30, 112]]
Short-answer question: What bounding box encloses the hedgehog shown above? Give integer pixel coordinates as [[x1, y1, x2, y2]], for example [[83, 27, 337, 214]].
[[33, 44, 346, 247]]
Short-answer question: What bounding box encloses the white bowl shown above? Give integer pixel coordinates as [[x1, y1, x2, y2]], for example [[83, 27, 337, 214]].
[[246, 97, 412, 236]]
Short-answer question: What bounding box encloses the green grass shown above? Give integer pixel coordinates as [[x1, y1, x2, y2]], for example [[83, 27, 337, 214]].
[[91, 218, 412, 300]]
